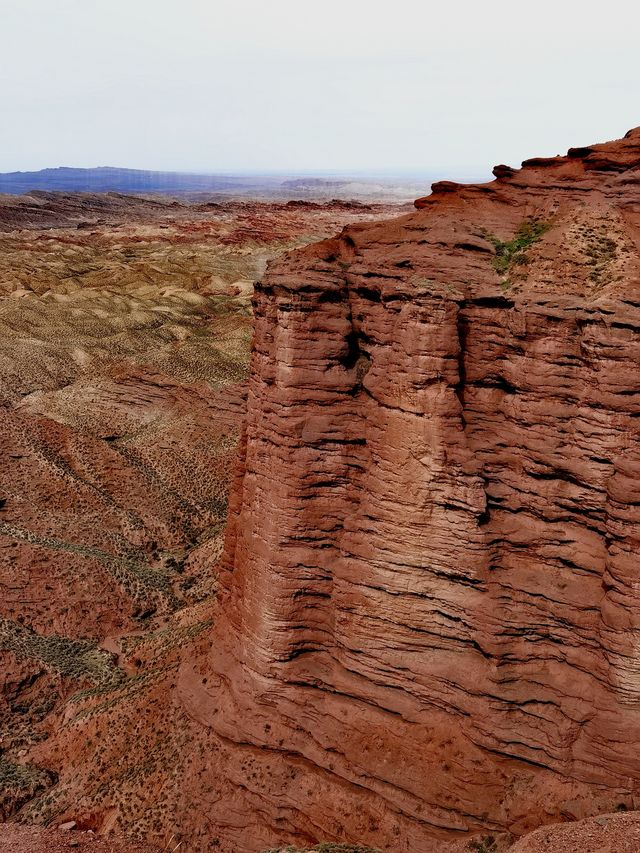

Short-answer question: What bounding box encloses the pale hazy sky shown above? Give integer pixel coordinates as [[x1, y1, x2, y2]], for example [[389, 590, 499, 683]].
[[1, 0, 639, 175]]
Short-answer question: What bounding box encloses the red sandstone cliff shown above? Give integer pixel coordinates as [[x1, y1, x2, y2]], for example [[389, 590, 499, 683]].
[[178, 129, 640, 850]]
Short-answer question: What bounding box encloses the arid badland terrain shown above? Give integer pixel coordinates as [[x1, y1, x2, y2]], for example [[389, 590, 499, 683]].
[[2, 129, 640, 853]]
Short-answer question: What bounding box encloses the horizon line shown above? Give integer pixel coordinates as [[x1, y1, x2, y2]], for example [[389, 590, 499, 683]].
[[0, 164, 490, 180]]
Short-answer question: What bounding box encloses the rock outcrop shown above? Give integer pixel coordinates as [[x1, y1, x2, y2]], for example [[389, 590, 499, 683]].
[[182, 129, 640, 850]]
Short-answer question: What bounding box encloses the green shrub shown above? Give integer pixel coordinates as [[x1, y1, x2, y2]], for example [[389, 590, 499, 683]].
[[485, 220, 550, 276], [467, 835, 498, 853]]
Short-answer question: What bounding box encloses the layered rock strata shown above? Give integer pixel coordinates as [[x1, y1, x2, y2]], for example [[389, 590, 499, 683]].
[[188, 129, 640, 850]]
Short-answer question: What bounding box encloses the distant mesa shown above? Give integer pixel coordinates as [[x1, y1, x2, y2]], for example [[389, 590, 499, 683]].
[[282, 177, 349, 189]]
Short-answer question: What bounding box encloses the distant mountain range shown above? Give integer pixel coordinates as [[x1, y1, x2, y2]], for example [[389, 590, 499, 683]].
[[0, 166, 288, 195], [0, 166, 435, 202]]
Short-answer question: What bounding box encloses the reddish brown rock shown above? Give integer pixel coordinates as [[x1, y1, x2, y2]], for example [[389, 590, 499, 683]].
[[431, 179, 464, 193], [415, 180, 464, 208], [492, 164, 516, 179], [187, 128, 640, 850]]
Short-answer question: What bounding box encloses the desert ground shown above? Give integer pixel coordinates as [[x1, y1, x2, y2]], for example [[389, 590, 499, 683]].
[[0, 192, 406, 845]]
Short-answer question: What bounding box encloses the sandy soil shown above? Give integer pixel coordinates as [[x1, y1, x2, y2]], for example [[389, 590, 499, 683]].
[[509, 811, 640, 852], [0, 823, 160, 852]]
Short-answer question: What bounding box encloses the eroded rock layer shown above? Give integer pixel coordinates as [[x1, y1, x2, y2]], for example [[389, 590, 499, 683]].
[[192, 129, 640, 850]]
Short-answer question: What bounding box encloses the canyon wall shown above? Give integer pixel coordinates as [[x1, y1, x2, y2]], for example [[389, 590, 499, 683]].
[[183, 130, 640, 850]]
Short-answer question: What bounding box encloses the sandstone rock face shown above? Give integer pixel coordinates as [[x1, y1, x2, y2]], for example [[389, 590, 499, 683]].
[[193, 130, 640, 850]]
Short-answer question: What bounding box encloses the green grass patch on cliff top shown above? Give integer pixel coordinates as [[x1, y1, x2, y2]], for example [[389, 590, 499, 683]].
[[485, 219, 550, 276]]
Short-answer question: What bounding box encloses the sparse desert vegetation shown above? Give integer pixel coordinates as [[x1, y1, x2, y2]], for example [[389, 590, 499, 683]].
[[483, 219, 550, 287], [0, 191, 404, 846]]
